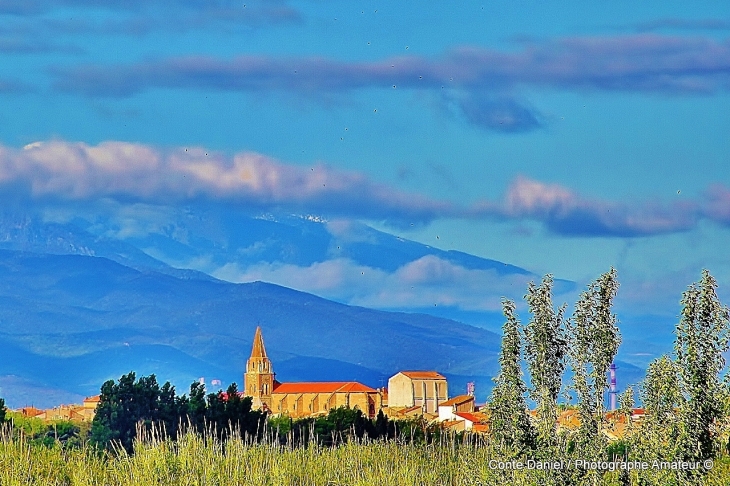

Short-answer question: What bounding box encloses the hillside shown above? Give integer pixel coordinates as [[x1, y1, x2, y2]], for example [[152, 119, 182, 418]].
[[0, 250, 508, 408]]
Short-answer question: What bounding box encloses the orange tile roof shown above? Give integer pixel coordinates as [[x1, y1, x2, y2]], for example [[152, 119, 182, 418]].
[[272, 382, 377, 394], [439, 395, 474, 407], [558, 410, 581, 429], [20, 407, 43, 418], [472, 423, 490, 433], [399, 371, 445, 380], [394, 405, 424, 416], [84, 395, 101, 403], [454, 412, 486, 424]]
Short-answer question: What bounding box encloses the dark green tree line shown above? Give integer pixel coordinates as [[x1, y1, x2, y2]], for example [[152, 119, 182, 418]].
[[90, 372, 266, 452]]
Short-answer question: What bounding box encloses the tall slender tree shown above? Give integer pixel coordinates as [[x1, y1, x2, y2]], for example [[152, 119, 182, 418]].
[[523, 274, 568, 450], [637, 355, 681, 468], [570, 268, 621, 444], [675, 270, 730, 462], [487, 298, 535, 453], [187, 381, 207, 431]]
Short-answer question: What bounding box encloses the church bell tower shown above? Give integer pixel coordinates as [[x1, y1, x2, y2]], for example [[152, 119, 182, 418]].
[[244, 326, 274, 409]]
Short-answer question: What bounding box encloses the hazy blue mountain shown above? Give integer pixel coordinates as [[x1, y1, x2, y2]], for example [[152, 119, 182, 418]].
[[69, 208, 534, 277], [0, 214, 215, 281], [0, 250, 507, 408], [0, 213, 650, 410]]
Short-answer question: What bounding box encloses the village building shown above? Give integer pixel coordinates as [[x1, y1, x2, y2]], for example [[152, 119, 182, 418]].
[[36, 404, 86, 422], [437, 394, 475, 421], [387, 371, 448, 414], [19, 395, 100, 423], [19, 406, 43, 419], [243, 327, 382, 418], [271, 382, 381, 419]]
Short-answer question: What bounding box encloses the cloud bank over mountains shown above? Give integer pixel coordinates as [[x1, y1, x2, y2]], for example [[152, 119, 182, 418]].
[[214, 255, 531, 313], [2, 140, 727, 238]]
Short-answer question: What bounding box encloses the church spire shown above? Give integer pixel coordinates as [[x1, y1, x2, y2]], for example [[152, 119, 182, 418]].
[[245, 326, 274, 410], [250, 326, 268, 358]]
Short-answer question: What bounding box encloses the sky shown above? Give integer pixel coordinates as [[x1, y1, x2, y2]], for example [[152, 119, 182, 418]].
[[1, 0, 730, 329]]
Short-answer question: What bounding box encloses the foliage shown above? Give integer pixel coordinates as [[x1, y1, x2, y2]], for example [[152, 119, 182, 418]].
[[569, 268, 621, 457], [487, 298, 535, 453], [2, 424, 730, 485], [0, 397, 5, 424], [675, 270, 730, 464], [6, 411, 87, 449], [269, 407, 446, 448], [90, 372, 266, 453], [523, 274, 568, 451], [3, 269, 730, 484]]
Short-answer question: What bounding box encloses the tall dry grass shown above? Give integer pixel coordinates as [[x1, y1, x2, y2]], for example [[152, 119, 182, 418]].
[[2, 423, 730, 485]]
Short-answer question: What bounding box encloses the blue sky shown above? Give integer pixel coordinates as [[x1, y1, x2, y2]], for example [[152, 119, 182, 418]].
[[1, 0, 730, 324]]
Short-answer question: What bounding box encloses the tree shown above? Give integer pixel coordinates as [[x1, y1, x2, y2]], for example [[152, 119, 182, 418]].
[[487, 298, 534, 453], [158, 381, 184, 438], [569, 268, 621, 447], [90, 372, 164, 452], [375, 409, 389, 439], [523, 274, 568, 450], [225, 383, 264, 440], [186, 381, 207, 431], [675, 270, 730, 462], [0, 397, 6, 424], [205, 390, 226, 437], [636, 355, 682, 474]]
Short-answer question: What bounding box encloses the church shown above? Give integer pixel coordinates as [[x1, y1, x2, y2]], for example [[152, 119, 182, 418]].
[[243, 327, 383, 419]]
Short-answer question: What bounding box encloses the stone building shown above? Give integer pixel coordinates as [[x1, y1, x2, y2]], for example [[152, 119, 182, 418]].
[[271, 381, 381, 419], [17, 395, 100, 423], [387, 371, 448, 414], [243, 327, 275, 410], [243, 327, 382, 418]]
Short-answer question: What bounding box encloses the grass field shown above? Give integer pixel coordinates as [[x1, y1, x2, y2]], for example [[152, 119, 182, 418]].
[[2, 425, 730, 486]]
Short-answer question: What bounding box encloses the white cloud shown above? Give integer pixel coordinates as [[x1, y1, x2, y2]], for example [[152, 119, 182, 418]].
[[3, 140, 728, 238], [0, 140, 455, 224], [213, 255, 534, 312]]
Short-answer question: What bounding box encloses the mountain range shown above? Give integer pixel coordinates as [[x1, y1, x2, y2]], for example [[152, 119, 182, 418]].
[[0, 213, 647, 409]]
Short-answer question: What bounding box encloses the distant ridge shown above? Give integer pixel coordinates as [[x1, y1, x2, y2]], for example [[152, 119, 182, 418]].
[[0, 214, 216, 281], [0, 249, 504, 408]]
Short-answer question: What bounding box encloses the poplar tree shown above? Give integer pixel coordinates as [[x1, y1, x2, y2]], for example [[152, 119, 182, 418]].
[[675, 270, 730, 462], [637, 355, 681, 471], [487, 298, 534, 453], [570, 268, 621, 444], [524, 274, 568, 450]]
